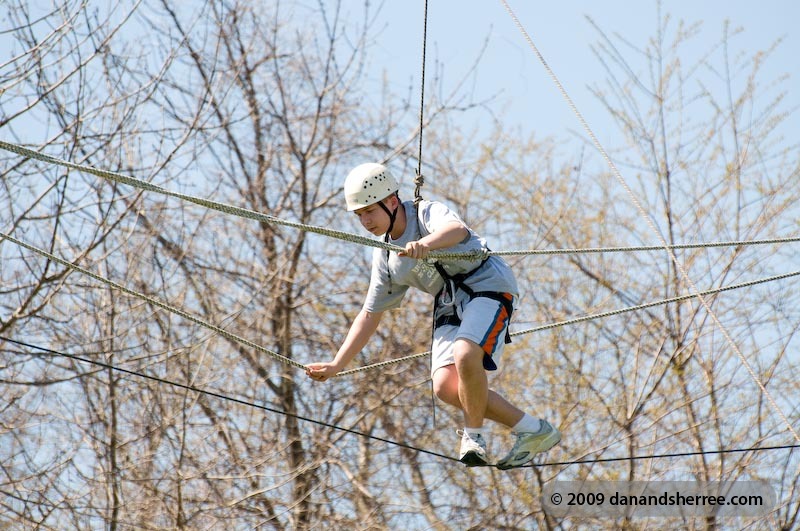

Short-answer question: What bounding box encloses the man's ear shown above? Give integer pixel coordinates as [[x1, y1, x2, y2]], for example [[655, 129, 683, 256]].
[[386, 194, 400, 209]]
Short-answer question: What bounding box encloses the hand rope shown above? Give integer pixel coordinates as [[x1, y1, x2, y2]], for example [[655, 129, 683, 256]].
[[0, 230, 307, 371], [2, 141, 795, 260], [336, 268, 800, 375], [0, 140, 405, 255]]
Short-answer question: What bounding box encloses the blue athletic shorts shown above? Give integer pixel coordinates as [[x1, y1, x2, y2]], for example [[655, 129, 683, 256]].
[[430, 293, 514, 377]]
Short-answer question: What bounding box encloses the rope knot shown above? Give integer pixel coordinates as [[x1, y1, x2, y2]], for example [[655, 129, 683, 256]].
[[413, 168, 425, 205]]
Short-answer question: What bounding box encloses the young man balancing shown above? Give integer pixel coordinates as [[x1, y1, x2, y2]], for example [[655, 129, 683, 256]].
[[306, 163, 560, 468]]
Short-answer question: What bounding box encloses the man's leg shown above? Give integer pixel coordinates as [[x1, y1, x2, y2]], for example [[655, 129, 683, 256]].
[[433, 362, 560, 468], [434, 352, 525, 467], [453, 338, 488, 428], [432, 358, 524, 428]]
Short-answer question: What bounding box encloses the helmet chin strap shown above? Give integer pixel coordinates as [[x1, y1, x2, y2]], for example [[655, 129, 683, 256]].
[[377, 196, 400, 294], [377, 198, 399, 241]]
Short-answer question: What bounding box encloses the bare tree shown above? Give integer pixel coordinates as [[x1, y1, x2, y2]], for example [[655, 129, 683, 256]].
[[1, 1, 798, 529], [467, 8, 800, 530]]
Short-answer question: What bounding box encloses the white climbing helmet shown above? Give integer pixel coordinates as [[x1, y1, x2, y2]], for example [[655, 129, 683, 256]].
[[343, 163, 399, 211]]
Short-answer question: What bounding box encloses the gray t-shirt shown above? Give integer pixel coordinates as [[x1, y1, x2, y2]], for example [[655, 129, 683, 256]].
[[362, 200, 518, 313]]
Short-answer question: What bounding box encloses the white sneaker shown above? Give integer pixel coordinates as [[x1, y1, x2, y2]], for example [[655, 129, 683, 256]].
[[457, 430, 488, 467], [496, 419, 560, 470]]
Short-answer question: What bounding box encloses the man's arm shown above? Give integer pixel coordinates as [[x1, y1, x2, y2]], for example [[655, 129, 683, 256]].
[[306, 309, 384, 381], [399, 220, 468, 259]]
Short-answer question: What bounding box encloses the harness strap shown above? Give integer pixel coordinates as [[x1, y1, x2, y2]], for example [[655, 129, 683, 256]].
[[434, 314, 462, 329], [432, 259, 489, 295]]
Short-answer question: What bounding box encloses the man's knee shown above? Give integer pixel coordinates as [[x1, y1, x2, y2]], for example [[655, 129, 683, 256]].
[[432, 379, 455, 404], [453, 339, 484, 370], [432, 367, 460, 406]]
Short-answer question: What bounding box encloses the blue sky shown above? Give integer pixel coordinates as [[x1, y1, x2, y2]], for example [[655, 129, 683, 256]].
[[359, 1, 798, 150]]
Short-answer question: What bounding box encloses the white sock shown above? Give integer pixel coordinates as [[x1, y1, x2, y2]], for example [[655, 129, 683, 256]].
[[512, 413, 541, 434], [463, 427, 484, 439]]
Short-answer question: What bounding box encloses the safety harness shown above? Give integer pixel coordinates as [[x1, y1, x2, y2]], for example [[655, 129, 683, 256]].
[[432, 262, 514, 335]]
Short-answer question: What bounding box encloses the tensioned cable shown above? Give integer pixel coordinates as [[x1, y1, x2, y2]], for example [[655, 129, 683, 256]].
[[498, 0, 800, 444], [428, 235, 800, 260], [0, 335, 455, 462], [413, 0, 429, 205], [4, 335, 798, 469], [10, 223, 797, 378], [0, 230, 306, 371], [528, 442, 800, 468], [470, 236, 800, 257]]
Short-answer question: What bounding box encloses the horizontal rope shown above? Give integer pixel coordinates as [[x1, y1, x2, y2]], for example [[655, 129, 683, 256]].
[[3, 141, 796, 262], [474, 236, 800, 258], [5, 141, 799, 377], [0, 140, 404, 255], [337, 268, 800, 375], [0, 230, 306, 371], [12, 212, 795, 378]]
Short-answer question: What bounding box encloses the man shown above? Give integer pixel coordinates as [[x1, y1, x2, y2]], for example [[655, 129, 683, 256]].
[[306, 163, 560, 468]]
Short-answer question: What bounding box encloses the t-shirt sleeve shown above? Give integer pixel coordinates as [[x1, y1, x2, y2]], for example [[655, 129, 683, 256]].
[[419, 201, 469, 236]]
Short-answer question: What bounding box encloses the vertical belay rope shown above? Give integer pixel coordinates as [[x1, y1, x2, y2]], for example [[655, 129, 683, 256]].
[[414, 0, 436, 427], [414, 0, 429, 205]]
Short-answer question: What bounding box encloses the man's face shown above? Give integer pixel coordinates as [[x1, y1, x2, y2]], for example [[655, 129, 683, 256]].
[[354, 197, 395, 235]]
